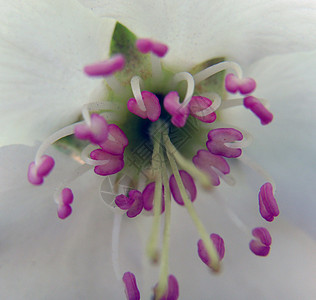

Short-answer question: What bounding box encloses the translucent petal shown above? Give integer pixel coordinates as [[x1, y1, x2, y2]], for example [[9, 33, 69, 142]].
[[79, 0, 316, 69], [0, 0, 115, 146]]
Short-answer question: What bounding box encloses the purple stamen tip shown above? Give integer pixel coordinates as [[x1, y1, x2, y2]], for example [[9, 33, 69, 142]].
[[127, 91, 161, 122], [243, 96, 273, 125], [136, 38, 168, 57], [249, 227, 272, 257], [163, 91, 190, 128], [189, 96, 216, 123], [84, 54, 125, 77], [169, 170, 197, 205], [197, 233, 225, 269], [99, 124, 128, 155], [155, 274, 179, 300], [192, 150, 230, 186], [27, 155, 55, 185], [142, 182, 165, 213], [122, 272, 140, 300], [225, 73, 256, 95], [57, 188, 73, 219], [258, 182, 279, 222], [74, 113, 109, 144], [90, 149, 124, 176], [115, 190, 144, 218], [206, 128, 243, 158]]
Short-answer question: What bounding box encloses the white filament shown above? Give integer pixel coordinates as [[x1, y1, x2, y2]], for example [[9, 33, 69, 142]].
[[225, 129, 253, 149], [194, 61, 243, 85], [131, 76, 146, 111], [112, 212, 123, 280], [173, 72, 195, 107], [35, 122, 83, 165], [211, 166, 236, 186], [151, 53, 163, 80], [193, 92, 222, 117], [220, 97, 270, 110]]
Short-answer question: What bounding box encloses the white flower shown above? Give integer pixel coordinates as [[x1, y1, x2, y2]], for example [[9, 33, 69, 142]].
[[1, 0, 316, 299]]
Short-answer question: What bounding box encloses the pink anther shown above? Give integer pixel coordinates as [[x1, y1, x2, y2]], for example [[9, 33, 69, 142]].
[[249, 227, 272, 257], [127, 91, 161, 122], [243, 96, 273, 125], [83, 54, 125, 77], [136, 38, 168, 57], [197, 233, 225, 268], [225, 73, 256, 95], [192, 150, 230, 186], [90, 149, 124, 176], [258, 182, 279, 222], [206, 128, 243, 158], [27, 155, 55, 185], [154, 275, 179, 300], [122, 272, 140, 300], [142, 182, 165, 213], [164, 91, 190, 128], [74, 113, 109, 144], [99, 124, 128, 155], [57, 188, 73, 220], [115, 190, 144, 218], [169, 170, 197, 205], [189, 96, 216, 123]]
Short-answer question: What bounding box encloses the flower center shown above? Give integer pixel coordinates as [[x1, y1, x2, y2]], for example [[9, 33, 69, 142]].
[[27, 22, 279, 300]]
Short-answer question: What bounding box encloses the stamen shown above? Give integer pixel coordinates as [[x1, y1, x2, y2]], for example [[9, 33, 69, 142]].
[[154, 274, 179, 300], [84, 54, 125, 77], [130, 76, 146, 111], [172, 72, 195, 107], [189, 93, 220, 122], [258, 182, 279, 222], [164, 132, 220, 271], [90, 149, 124, 176], [53, 164, 92, 219], [74, 113, 109, 144], [225, 73, 256, 95], [136, 38, 168, 57], [142, 182, 165, 213], [163, 133, 210, 188], [155, 163, 172, 299], [115, 190, 144, 218], [163, 91, 190, 127], [122, 272, 141, 300], [56, 188, 74, 220], [194, 61, 243, 85], [244, 96, 273, 125], [192, 150, 230, 186], [197, 234, 225, 269], [249, 227, 272, 257], [146, 128, 163, 262], [219, 97, 269, 110], [28, 155, 55, 185], [169, 170, 197, 206], [206, 128, 244, 158], [128, 76, 161, 121], [99, 124, 129, 155]]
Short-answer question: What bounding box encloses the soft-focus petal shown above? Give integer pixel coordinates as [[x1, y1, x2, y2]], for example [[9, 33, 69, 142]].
[[79, 0, 316, 69], [0, 0, 115, 146]]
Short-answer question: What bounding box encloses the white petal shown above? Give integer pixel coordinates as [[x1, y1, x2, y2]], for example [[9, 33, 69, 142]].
[[0, 0, 115, 146], [222, 51, 316, 238], [79, 0, 316, 69], [0, 145, 143, 299]]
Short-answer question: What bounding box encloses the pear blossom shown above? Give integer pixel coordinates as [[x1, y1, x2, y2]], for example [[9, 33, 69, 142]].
[[1, 0, 316, 299]]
